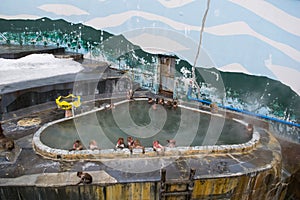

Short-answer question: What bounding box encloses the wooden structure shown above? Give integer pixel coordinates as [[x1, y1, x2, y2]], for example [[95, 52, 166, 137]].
[[157, 54, 176, 98], [160, 168, 196, 200]]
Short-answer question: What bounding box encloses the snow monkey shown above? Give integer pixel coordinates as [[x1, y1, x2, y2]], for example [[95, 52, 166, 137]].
[[76, 171, 93, 185]]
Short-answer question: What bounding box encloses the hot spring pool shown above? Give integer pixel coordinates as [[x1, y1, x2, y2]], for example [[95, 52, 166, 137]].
[[39, 99, 252, 151]]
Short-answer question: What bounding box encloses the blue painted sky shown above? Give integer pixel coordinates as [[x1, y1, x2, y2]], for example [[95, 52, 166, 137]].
[[0, 0, 299, 94]]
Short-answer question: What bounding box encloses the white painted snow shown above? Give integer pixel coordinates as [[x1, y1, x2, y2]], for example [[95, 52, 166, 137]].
[[229, 0, 300, 37], [0, 54, 83, 86], [38, 4, 90, 16], [126, 33, 189, 54], [204, 21, 300, 63], [156, 0, 194, 8], [0, 14, 40, 20], [264, 55, 300, 96], [218, 63, 251, 75], [84, 11, 200, 30]]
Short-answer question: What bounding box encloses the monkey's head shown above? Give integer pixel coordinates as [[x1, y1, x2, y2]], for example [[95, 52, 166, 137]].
[[153, 140, 159, 146], [5, 140, 14, 151], [77, 171, 83, 177], [75, 140, 81, 144], [167, 139, 176, 145], [247, 124, 253, 131], [134, 139, 141, 146]]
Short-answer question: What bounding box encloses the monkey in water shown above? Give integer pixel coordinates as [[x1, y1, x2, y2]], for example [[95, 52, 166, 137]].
[[70, 140, 83, 151], [76, 171, 93, 185], [127, 136, 134, 149], [153, 140, 164, 152], [115, 137, 125, 149]]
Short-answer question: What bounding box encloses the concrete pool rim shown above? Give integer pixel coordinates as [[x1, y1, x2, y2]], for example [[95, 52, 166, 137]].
[[32, 98, 260, 161]]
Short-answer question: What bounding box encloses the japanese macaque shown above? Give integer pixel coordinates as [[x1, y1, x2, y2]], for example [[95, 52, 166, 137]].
[[153, 140, 164, 152], [115, 137, 125, 149], [148, 97, 154, 104], [159, 98, 165, 106], [107, 103, 115, 110], [166, 100, 172, 109], [127, 89, 134, 100], [2, 139, 14, 151], [0, 123, 14, 151], [126, 137, 145, 153], [132, 139, 145, 154], [152, 103, 157, 110], [128, 139, 145, 153], [76, 171, 93, 185], [70, 140, 83, 151], [155, 98, 159, 104], [210, 103, 218, 113], [166, 139, 176, 148], [65, 109, 73, 118], [172, 100, 178, 109], [247, 124, 254, 134], [89, 140, 99, 150], [127, 136, 134, 149]]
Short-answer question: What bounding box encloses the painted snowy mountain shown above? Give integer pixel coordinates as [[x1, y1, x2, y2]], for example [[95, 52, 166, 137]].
[[0, 18, 299, 127]]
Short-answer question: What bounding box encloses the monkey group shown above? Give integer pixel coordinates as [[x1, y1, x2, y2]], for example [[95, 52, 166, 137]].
[[115, 137, 145, 154], [148, 97, 178, 109], [68, 97, 179, 154], [70, 139, 101, 151], [71, 136, 176, 154], [115, 137, 176, 153], [75, 139, 176, 185]]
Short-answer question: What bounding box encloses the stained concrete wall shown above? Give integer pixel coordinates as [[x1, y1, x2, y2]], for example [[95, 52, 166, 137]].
[[0, 166, 286, 200]]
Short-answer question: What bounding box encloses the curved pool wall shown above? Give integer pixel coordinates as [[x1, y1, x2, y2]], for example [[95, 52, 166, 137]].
[[33, 99, 260, 160]]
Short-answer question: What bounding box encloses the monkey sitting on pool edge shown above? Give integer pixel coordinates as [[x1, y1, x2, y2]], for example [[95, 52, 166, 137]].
[[76, 171, 93, 185]]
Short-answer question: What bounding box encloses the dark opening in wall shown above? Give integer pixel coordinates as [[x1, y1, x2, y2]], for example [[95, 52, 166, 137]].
[[7, 89, 71, 112]]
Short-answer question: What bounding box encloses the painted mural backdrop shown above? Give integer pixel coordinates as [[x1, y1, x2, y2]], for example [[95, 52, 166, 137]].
[[0, 0, 299, 140]]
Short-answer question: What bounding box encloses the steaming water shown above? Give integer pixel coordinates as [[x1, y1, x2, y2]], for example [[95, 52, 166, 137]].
[[40, 101, 251, 150]]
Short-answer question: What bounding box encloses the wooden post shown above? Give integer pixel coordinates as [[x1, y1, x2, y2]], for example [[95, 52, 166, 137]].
[[160, 168, 166, 200], [187, 168, 196, 199], [0, 122, 4, 138]]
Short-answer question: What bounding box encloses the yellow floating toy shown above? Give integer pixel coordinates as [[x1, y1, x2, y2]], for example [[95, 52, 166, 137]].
[[56, 94, 81, 110]]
